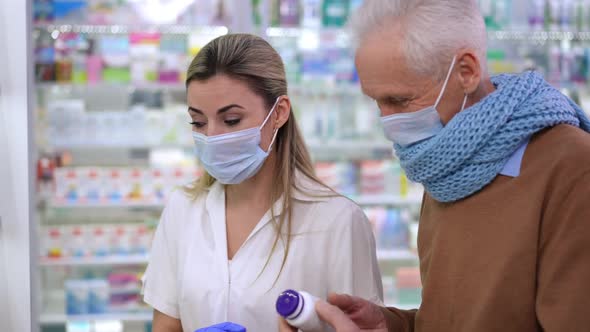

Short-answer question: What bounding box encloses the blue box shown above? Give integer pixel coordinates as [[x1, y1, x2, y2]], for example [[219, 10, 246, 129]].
[[195, 322, 246, 332]]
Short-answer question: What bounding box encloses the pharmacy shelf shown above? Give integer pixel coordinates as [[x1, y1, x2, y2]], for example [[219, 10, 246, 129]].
[[266, 26, 307, 38], [42, 139, 393, 157], [377, 249, 418, 261], [265, 26, 350, 39], [45, 141, 193, 151], [488, 30, 590, 42], [307, 140, 395, 160], [34, 23, 228, 36], [265, 26, 590, 42], [36, 81, 187, 92], [290, 83, 363, 96], [36, 81, 365, 96], [39, 251, 415, 266], [307, 140, 393, 152], [46, 194, 421, 210], [110, 285, 142, 295], [39, 255, 149, 267], [47, 200, 165, 210], [40, 312, 152, 325], [350, 195, 423, 206], [270, 27, 590, 42]]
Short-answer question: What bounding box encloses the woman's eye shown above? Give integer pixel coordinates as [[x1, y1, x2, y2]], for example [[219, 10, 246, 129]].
[[225, 119, 241, 126], [189, 121, 206, 128]]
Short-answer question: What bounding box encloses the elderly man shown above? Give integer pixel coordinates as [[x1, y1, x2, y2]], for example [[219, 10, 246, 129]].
[[279, 0, 590, 331]]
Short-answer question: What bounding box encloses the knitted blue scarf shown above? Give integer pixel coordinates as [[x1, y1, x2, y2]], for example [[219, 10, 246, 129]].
[[395, 71, 590, 203]]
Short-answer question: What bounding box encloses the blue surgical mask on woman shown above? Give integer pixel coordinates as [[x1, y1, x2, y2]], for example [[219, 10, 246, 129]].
[[192, 98, 280, 184], [380, 56, 468, 147]]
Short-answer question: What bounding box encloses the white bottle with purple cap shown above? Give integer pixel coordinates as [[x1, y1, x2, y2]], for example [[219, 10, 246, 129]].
[[276, 289, 323, 331]]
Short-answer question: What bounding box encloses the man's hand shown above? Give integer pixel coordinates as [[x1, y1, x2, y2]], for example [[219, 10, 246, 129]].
[[278, 293, 388, 332], [317, 293, 388, 332], [278, 317, 297, 332]]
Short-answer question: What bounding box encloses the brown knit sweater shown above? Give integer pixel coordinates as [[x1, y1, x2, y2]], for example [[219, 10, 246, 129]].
[[383, 124, 590, 332]]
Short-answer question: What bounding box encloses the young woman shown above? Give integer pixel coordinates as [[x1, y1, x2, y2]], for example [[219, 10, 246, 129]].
[[143, 33, 383, 332]]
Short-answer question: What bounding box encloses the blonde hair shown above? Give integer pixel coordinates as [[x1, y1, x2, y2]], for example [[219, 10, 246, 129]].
[[184, 33, 332, 283]]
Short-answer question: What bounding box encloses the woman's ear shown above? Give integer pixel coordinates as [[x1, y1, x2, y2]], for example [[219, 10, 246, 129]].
[[274, 96, 291, 130]]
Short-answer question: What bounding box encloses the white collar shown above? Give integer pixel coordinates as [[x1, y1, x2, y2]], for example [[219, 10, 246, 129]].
[[205, 171, 334, 204], [203, 171, 336, 261]]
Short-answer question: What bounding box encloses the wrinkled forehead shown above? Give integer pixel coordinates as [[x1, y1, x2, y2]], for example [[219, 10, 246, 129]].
[[354, 30, 428, 100]]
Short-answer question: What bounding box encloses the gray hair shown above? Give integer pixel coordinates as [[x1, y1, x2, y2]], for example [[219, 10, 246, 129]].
[[349, 0, 488, 80]]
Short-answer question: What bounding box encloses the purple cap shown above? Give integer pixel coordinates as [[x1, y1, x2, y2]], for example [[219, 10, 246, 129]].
[[276, 289, 302, 318]]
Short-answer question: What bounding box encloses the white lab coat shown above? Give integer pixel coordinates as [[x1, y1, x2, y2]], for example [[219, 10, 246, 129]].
[[143, 174, 383, 332]]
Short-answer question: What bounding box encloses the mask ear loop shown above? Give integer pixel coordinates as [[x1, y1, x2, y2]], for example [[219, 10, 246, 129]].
[[260, 97, 282, 129], [434, 56, 458, 108], [261, 96, 283, 152], [460, 94, 469, 112], [266, 127, 280, 153]]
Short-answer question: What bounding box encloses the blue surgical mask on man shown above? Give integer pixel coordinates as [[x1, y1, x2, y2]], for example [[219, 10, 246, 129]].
[[380, 56, 468, 147], [192, 98, 280, 184]]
